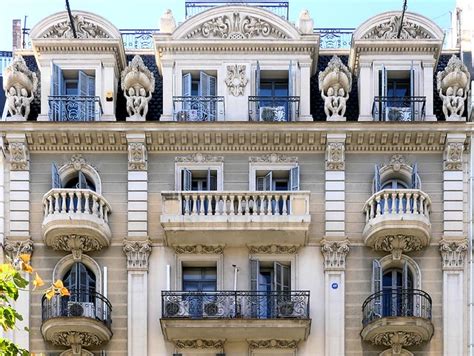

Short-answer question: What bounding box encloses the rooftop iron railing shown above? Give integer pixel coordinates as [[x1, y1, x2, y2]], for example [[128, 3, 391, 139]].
[[372, 96, 426, 122], [48, 95, 103, 122], [248, 96, 300, 122], [173, 96, 225, 122]]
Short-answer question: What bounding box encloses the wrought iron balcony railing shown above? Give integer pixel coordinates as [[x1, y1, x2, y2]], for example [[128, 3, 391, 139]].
[[42, 288, 112, 329], [362, 288, 432, 327], [248, 96, 300, 122], [48, 95, 103, 122], [315, 27, 354, 49], [162, 290, 310, 319], [173, 96, 225, 122], [372, 96, 426, 122]]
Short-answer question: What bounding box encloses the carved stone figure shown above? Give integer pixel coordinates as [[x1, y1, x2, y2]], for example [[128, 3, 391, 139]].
[[160, 9, 176, 33], [121, 55, 155, 121], [318, 56, 352, 121], [225, 65, 248, 96], [437, 55, 471, 121], [298, 9, 314, 35], [2, 55, 37, 120]]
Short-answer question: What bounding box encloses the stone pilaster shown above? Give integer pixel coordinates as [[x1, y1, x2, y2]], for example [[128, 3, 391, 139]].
[[441, 133, 467, 356], [320, 239, 349, 356], [123, 239, 151, 356]]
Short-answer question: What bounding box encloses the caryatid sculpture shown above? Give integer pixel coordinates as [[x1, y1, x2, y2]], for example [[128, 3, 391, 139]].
[[121, 55, 155, 121], [318, 55, 352, 121], [437, 55, 471, 121], [2, 55, 38, 120]]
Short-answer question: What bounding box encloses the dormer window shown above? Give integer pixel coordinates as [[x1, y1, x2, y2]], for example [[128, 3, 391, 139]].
[[49, 64, 101, 122]]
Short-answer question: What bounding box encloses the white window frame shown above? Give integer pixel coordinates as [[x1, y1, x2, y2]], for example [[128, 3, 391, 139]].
[[175, 161, 224, 191], [176, 64, 221, 98], [372, 59, 422, 99], [249, 162, 299, 191], [175, 254, 224, 291]]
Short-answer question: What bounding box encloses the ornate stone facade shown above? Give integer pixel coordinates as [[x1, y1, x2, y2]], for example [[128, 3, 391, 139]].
[[320, 239, 350, 271], [437, 55, 471, 121], [123, 239, 152, 271], [248, 244, 300, 254], [326, 142, 345, 170], [318, 56, 352, 121], [225, 65, 248, 96], [174, 339, 225, 349], [372, 331, 423, 353], [249, 153, 298, 164], [2, 55, 38, 120], [439, 239, 468, 270], [362, 16, 433, 40], [173, 244, 224, 255], [41, 15, 111, 39], [3, 238, 34, 260], [185, 12, 288, 40], [50, 331, 102, 347], [247, 339, 299, 349], [8, 141, 29, 171], [128, 142, 147, 170], [121, 55, 155, 121], [444, 142, 464, 171], [50, 234, 104, 260]]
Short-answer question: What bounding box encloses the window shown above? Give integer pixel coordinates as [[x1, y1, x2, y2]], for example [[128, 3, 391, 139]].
[[254, 166, 299, 191], [178, 71, 218, 122], [182, 265, 217, 318], [63, 262, 97, 307], [181, 168, 218, 191], [52, 162, 95, 191], [373, 163, 419, 193], [50, 63, 97, 121]]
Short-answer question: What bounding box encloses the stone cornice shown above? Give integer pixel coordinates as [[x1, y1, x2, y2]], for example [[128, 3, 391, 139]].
[[1, 122, 470, 153]]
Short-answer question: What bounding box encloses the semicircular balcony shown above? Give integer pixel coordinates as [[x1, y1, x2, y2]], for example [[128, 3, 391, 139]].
[[41, 289, 113, 349], [363, 189, 431, 257], [42, 188, 112, 254], [361, 288, 434, 353]]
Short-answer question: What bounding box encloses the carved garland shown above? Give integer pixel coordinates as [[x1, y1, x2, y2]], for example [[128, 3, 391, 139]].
[[174, 339, 225, 349], [50, 331, 102, 347], [248, 339, 299, 349], [173, 244, 224, 254], [248, 245, 300, 254], [185, 12, 289, 40]]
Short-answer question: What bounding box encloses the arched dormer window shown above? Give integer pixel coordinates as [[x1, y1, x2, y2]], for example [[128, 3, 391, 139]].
[[373, 154, 420, 194]]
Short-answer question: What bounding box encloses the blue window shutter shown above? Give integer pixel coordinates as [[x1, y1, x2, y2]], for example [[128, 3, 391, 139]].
[[51, 162, 62, 189], [374, 164, 381, 193], [290, 166, 300, 191], [78, 171, 88, 189], [182, 73, 192, 96], [199, 71, 210, 96], [255, 61, 261, 96], [371, 259, 382, 294], [250, 259, 259, 291], [411, 162, 419, 189], [183, 169, 192, 191]]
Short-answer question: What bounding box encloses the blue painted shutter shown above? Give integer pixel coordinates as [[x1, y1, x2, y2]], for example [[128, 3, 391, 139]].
[[250, 259, 259, 291], [78, 171, 88, 189], [411, 162, 419, 189], [290, 166, 300, 191], [51, 162, 62, 189], [183, 169, 192, 191]]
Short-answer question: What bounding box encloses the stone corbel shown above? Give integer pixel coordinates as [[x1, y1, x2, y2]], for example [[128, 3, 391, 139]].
[[320, 239, 350, 271], [123, 239, 152, 271], [439, 238, 468, 270]]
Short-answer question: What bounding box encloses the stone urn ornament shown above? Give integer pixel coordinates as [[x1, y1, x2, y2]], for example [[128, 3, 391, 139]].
[[121, 55, 155, 121], [2, 55, 38, 121], [437, 55, 470, 121], [318, 55, 352, 121]]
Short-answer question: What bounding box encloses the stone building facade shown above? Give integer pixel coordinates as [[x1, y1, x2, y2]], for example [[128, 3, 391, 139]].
[[1, 2, 473, 356]]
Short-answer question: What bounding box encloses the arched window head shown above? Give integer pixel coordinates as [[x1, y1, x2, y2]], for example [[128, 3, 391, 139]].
[[52, 154, 102, 194], [377, 254, 421, 290], [373, 154, 421, 193], [53, 254, 102, 294]]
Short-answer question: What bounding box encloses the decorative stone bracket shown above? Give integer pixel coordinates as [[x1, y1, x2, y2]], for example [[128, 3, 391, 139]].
[[123, 239, 152, 271], [439, 238, 468, 270], [3, 238, 34, 263], [8, 141, 29, 171], [225, 64, 248, 96], [444, 142, 464, 171], [326, 142, 345, 170], [373, 234, 425, 260], [128, 142, 147, 171], [320, 239, 350, 271]]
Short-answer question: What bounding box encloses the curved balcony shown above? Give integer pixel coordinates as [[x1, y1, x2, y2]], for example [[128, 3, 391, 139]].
[[363, 189, 431, 257], [42, 189, 112, 254], [161, 191, 311, 246], [161, 290, 311, 341], [41, 289, 112, 348], [361, 288, 434, 353]]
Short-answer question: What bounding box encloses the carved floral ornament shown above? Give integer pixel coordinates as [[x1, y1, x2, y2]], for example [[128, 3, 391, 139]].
[[51, 234, 104, 261], [3, 239, 34, 259], [225, 64, 248, 97], [444, 142, 464, 171], [372, 234, 425, 260], [362, 15, 433, 40], [40, 14, 111, 39], [248, 245, 300, 254], [371, 331, 423, 353], [128, 142, 147, 170], [50, 331, 102, 347], [185, 12, 289, 40], [437, 55, 471, 121], [439, 238, 468, 270], [326, 142, 345, 171], [121, 55, 155, 120], [3, 55, 38, 120], [320, 239, 350, 270], [175, 153, 224, 163], [174, 339, 225, 350], [318, 56, 352, 121], [8, 141, 29, 171], [173, 244, 224, 254], [247, 339, 299, 349], [249, 153, 297, 164], [123, 239, 152, 271]]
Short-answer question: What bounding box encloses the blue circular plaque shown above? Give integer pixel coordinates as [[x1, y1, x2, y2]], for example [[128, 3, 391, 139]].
[[331, 283, 338, 289]]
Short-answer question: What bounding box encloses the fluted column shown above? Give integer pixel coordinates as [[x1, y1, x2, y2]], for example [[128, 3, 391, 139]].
[[321, 239, 349, 356]]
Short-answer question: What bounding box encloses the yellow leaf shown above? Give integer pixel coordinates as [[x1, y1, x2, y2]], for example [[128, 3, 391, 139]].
[[33, 273, 44, 289], [60, 287, 70, 297], [19, 254, 31, 264], [53, 279, 64, 289], [21, 262, 34, 274], [45, 288, 55, 300]]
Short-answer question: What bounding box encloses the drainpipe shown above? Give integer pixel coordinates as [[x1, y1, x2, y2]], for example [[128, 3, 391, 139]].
[[469, 133, 473, 356]]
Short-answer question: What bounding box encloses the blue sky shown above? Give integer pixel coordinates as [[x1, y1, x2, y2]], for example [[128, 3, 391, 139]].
[[0, 0, 455, 50]]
